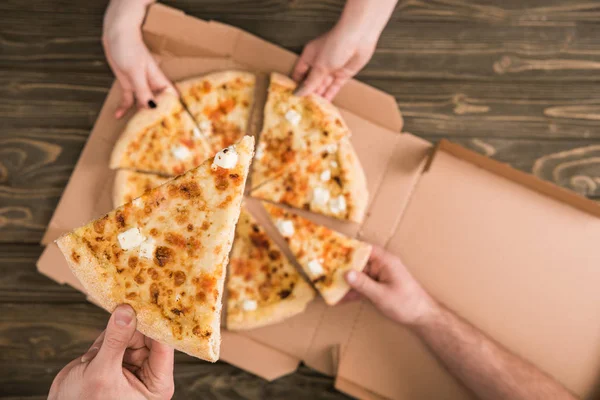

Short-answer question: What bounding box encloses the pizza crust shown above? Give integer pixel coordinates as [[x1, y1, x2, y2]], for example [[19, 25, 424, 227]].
[[110, 92, 181, 170], [57, 233, 221, 360], [176, 71, 256, 97], [337, 137, 369, 223], [227, 278, 314, 331], [320, 241, 372, 305], [112, 169, 131, 208]]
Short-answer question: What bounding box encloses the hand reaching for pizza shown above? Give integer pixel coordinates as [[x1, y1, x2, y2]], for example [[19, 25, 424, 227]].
[[103, 0, 174, 119], [48, 305, 175, 400], [292, 0, 398, 100], [345, 246, 439, 326]]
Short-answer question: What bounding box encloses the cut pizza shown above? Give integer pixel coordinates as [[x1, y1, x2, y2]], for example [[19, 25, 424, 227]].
[[110, 91, 213, 176], [113, 170, 170, 208], [226, 207, 315, 330], [263, 202, 371, 305], [177, 71, 256, 155], [250, 73, 351, 189], [57, 136, 255, 362], [251, 137, 368, 223]]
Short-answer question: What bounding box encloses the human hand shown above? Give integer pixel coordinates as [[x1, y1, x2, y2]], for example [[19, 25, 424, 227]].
[[292, 25, 377, 101], [345, 246, 438, 326], [103, 0, 174, 118], [48, 304, 175, 400]]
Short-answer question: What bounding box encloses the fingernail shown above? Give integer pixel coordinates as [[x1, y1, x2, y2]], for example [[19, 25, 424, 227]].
[[148, 99, 157, 109], [346, 271, 357, 284], [115, 306, 134, 327], [81, 346, 99, 363]]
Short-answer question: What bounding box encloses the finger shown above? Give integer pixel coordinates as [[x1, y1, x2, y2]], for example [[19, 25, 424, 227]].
[[146, 338, 174, 382], [123, 347, 150, 368], [81, 330, 105, 363], [91, 304, 137, 370], [346, 270, 384, 305], [323, 76, 347, 101], [130, 70, 155, 109], [292, 59, 311, 83], [316, 75, 333, 97], [339, 290, 362, 304], [295, 66, 327, 97], [147, 62, 175, 94]]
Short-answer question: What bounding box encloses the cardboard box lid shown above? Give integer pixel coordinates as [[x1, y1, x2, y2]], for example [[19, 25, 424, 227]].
[[336, 142, 600, 399]]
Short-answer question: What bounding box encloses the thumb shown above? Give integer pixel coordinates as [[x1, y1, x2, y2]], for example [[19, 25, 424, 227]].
[[92, 304, 137, 369], [346, 270, 383, 305]]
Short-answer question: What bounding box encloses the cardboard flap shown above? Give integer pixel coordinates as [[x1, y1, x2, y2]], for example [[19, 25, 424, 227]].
[[359, 132, 431, 245], [431, 139, 600, 218], [221, 331, 300, 381], [335, 376, 391, 400], [337, 303, 472, 400], [386, 148, 600, 398], [143, 4, 239, 58]]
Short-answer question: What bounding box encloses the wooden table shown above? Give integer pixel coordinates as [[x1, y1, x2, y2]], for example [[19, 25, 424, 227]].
[[1, 1, 599, 398]]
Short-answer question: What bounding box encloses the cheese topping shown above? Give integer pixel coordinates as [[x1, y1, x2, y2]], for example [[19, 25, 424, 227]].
[[171, 145, 192, 160], [312, 187, 330, 206], [117, 227, 145, 251], [212, 146, 238, 169], [307, 259, 324, 276], [331, 160, 339, 168], [139, 237, 156, 259], [276, 219, 295, 237], [255, 142, 265, 160], [285, 109, 302, 126], [329, 195, 347, 214], [199, 120, 212, 135], [192, 126, 203, 139], [320, 170, 331, 182], [242, 299, 258, 311], [325, 143, 338, 154], [132, 198, 143, 208]]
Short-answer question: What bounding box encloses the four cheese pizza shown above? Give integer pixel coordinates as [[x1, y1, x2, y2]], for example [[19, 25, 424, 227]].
[[110, 91, 213, 176], [250, 73, 351, 189], [263, 203, 372, 305], [113, 170, 170, 208], [177, 71, 255, 155], [226, 207, 315, 330], [251, 137, 368, 222], [57, 136, 254, 362]]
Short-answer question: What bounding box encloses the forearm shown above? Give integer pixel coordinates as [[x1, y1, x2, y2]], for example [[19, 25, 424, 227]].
[[103, 0, 156, 40], [336, 0, 398, 41], [414, 303, 577, 400]]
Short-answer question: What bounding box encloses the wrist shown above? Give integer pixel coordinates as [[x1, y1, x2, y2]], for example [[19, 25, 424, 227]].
[[103, 0, 153, 41], [337, 0, 397, 44], [405, 293, 442, 329]]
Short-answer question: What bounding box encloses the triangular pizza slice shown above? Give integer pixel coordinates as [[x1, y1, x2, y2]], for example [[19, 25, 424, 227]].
[[226, 207, 315, 330], [177, 71, 256, 155], [251, 137, 368, 223], [250, 73, 351, 189], [263, 202, 371, 305], [57, 136, 254, 362], [110, 91, 213, 176]]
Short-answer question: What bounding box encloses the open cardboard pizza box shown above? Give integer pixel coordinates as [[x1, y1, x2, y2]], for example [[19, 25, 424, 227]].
[[37, 4, 600, 399]]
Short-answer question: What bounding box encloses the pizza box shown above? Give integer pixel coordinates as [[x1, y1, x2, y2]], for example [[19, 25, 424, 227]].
[[36, 3, 600, 399]]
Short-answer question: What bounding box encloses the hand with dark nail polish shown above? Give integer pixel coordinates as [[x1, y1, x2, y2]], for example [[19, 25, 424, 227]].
[[103, 0, 175, 119]]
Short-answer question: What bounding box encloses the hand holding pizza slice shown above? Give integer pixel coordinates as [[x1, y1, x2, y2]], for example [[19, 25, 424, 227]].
[[57, 136, 254, 362]]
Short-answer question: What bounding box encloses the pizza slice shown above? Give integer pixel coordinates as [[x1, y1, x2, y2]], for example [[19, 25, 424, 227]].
[[226, 207, 315, 330], [56, 136, 255, 362], [113, 170, 170, 208], [251, 137, 368, 223], [110, 91, 213, 176], [177, 71, 255, 155], [263, 202, 371, 305], [250, 72, 351, 189]]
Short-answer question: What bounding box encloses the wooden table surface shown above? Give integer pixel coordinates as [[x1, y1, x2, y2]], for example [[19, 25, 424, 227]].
[[1, 0, 599, 398]]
